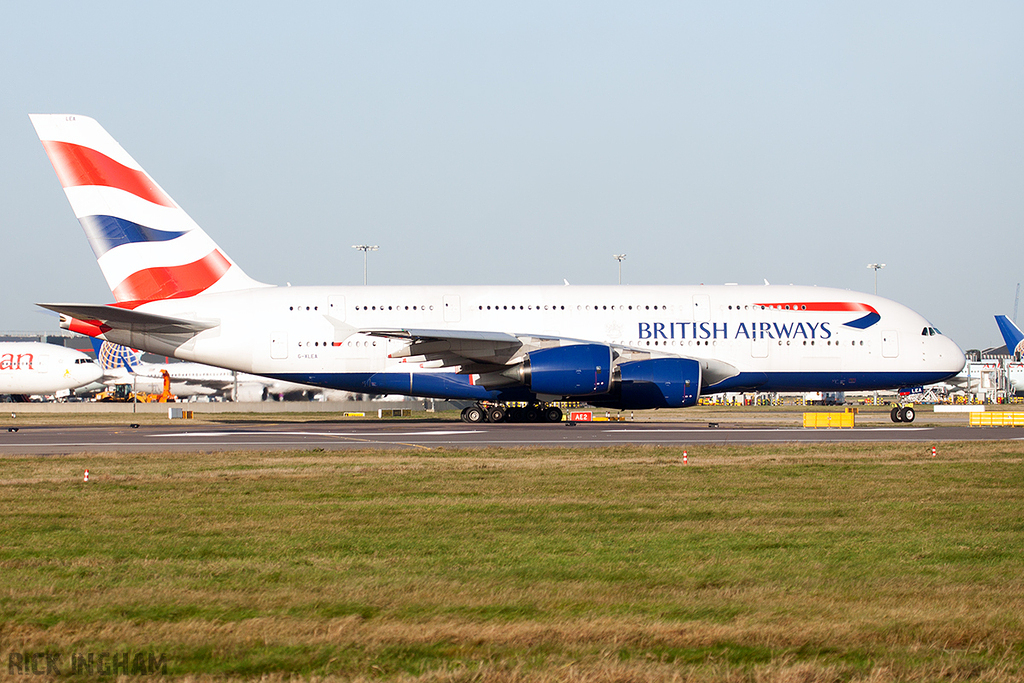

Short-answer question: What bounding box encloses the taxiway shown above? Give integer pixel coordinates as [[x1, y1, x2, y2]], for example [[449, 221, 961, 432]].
[[0, 421, 1018, 455]]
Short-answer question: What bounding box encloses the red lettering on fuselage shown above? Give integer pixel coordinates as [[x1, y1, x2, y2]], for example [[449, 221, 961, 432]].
[[0, 353, 34, 370]]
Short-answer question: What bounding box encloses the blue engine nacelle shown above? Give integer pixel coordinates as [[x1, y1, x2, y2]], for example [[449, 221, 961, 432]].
[[517, 344, 613, 397], [614, 358, 702, 409]]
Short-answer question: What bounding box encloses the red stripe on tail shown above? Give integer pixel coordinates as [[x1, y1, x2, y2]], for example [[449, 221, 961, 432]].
[[112, 250, 231, 302], [41, 140, 175, 208]]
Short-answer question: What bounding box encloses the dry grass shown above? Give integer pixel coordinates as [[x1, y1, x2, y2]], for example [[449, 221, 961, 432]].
[[2, 442, 1023, 680]]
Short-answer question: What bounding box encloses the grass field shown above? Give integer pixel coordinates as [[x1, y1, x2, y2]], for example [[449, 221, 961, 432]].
[[2, 442, 1023, 681]]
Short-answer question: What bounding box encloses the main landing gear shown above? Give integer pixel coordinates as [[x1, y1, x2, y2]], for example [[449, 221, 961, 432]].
[[460, 403, 563, 423], [890, 405, 916, 423]]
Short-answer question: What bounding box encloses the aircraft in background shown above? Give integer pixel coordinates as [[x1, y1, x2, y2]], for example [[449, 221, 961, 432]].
[[30, 115, 965, 423], [993, 315, 1024, 394], [91, 340, 319, 401], [0, 342, 103, 398], [995, 315, 1024, 358]]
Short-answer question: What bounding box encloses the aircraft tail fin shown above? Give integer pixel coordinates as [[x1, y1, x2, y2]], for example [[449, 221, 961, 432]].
[[95, 341, 143, 373], [996, 315, 1024, 357], [29, 114, 267, 305]]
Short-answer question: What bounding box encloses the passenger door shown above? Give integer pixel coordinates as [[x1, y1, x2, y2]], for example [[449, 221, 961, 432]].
[[881, 331, 899, 358]]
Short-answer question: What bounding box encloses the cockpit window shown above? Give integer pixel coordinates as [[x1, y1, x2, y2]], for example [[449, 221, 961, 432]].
[[921, 327, 941, 336]]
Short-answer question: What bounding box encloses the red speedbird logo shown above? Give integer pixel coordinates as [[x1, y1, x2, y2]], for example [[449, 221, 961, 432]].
[[753, 302, 880, 329]]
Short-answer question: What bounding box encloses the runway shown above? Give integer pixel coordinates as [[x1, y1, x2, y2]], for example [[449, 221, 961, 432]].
[[1, 421, 1020, 454]]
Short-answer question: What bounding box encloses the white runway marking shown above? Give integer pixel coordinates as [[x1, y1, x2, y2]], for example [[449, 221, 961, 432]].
[[149, 430, 485, 438]]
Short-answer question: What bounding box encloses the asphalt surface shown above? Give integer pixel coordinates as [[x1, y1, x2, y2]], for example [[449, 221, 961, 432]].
[[1, 420, 1020, 454]]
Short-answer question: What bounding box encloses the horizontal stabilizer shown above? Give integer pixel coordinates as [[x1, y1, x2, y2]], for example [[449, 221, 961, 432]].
[[37, 303, 218, 335]]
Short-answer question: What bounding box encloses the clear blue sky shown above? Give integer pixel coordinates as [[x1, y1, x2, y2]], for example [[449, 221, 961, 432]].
[[2, 1, 1021, 349]]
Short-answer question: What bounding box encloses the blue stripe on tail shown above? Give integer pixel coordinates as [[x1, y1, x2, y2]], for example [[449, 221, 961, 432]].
[[78, 215, 186, 258]]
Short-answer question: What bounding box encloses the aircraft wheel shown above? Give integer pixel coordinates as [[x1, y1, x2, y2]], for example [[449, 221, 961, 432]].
[[508, 407, 524, 422], [460, 407, 472, 422], [900, 406, 915, 423], [487, 406, 506, 423], [525, 406, 540, 422], [890, 407, 903, 423], [543, 407, 563, 423], [464, 405, 486, 423]]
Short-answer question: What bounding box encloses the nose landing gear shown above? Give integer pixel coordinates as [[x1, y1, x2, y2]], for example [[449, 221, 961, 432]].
[[890, 405, 916, 423]]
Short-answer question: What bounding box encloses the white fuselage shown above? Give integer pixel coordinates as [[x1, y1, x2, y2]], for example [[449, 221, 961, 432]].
[[0, 342, 103, 395], [88, 283, 964, 401]]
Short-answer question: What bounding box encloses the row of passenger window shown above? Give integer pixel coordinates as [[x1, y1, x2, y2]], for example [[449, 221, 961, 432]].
[[477, 304, 670, 311], [291, 303, 869, 315], [727, 304, 809, 310], [291, 337, 868, 352], [296, 340, 379, 347], [354, 305, 433, 311], [293, 303, 837, 314], [634, 339, 867, 347], [286, 305, 436, 312]]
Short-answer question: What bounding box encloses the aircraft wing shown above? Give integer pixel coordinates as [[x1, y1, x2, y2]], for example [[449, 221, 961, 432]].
[[37, 303, 218, 335], [362, 328, 529, 372], [366, 328, 522, 344], [362, 327, 739, 387]]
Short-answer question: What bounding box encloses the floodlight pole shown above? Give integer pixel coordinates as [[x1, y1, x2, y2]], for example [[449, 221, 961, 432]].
[[867, 263, 886, 408], [867, 263, 886, 295], [352, 245, 379, 285], [613, 254, 626, 285]]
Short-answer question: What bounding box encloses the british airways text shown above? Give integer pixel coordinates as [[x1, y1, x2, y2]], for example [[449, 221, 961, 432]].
[[638, 321, 832, 340]]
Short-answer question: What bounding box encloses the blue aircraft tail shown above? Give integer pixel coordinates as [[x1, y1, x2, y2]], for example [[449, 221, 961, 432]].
[[92, 340, 142, 372], [995, 315, 1024, 356]]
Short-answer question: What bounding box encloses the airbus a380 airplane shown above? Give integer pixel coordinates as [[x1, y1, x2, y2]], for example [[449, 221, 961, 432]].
[[30, 114, 965, 422], [0, 342, 102, 396]]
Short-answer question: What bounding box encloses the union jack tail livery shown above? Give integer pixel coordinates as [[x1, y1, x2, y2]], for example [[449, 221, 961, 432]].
[[29, 115, 265, 305]]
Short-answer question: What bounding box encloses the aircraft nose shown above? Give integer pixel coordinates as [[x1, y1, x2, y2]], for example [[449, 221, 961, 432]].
[[939, 336, 967, 375], [83, 364, 104, 385]]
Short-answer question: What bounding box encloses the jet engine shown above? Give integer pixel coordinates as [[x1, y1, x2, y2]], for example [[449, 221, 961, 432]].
[[503, 344, 613, 397], [611, 357, 702, 409]]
